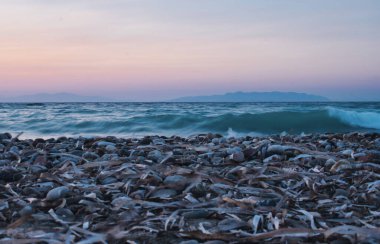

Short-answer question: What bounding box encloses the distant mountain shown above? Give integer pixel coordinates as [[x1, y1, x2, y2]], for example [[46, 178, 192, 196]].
[[170, 91, 329, 102], [0, 93, 115, 103]]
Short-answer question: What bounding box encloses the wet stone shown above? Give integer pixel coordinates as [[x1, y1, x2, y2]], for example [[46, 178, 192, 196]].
[[0, 167, 22, 182], [30, 165, 48, 174], [179, 240, 199, 244], [19, 205, 33, 217], [46, 186, 70, 201], [230, 151, 245, 162], [112, 196, 133, 209], [0, 160, 11, 166], [82, 152, 99, 161], [163, 175, 187, 186], [152, 138, 165, 145], [101, 176, 118, 185], [55, 208, 75, 221], [217, 218, 246, 231], [140, 137, 152, 145], [105, 144, 117, 152], [96, 141, 116, 147], [375, 138, 380, 147], [150, 189, 177, 199], [182, 210, 211, 219], [0, 201, 9, 211], [9, 146, 20, 154], [0, 133, 12, 141], [211, 156, 223, 165], [147, 150, 163, 162], [100, 154, 119, 161]]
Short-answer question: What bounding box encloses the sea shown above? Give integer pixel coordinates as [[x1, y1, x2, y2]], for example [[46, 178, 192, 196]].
[[0, 102, 379, 139]]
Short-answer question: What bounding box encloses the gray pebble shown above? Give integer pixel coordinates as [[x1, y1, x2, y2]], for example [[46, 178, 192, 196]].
[[150, 189, 177, 199], [19, 205, 33, 216], [82, 152, 99, 161], [96, 141, 116, 147], [230, 151, 245, 162], [46, 186, 70, 201], [164, 175, 187, 186], [147, 150, 162, 162]]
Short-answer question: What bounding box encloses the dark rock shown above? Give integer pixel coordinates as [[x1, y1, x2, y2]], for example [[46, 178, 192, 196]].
[[0, 133, 12, 141], [82, 152, 99, 161], [46, 186, 70, 201], [230, 151, 245, 162], [19, 205, 33, 216], [164, 175, 187, 185], [150, 189, 177, 199], [0, 167, 22, 182], [140, 137, 152, 145], [147, 150, 163, 162]]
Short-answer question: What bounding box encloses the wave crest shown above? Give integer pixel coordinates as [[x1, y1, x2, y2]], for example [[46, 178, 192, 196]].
[[327, 107, 380, 130]]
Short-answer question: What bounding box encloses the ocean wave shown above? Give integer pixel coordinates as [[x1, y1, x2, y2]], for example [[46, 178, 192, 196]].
[[60, 110, 371, 134], [1, 103, 379, 138], [327, 107, 380, 130]]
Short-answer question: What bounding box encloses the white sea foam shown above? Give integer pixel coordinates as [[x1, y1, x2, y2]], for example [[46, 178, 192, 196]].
[[226, 127, 264, 138], [327, 107, 380, 129], [227, 128, 239, 138]]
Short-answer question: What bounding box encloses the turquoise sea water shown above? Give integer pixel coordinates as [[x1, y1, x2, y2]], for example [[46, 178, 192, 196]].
[[0, 102, 379, 138]]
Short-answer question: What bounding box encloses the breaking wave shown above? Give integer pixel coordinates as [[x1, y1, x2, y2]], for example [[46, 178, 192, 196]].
[[327, 107, 380, 130], [0, 103, 379, 138]]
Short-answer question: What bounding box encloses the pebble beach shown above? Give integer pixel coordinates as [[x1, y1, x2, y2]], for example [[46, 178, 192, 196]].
[[1, 132, 380, 243]]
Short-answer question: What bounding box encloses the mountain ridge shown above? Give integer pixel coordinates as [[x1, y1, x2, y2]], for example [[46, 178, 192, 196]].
[[0, 91, 329, 102], [170, 91, 329, 102]]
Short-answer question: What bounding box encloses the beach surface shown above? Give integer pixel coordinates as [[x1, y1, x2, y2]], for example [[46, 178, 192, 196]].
[[1, 132, 380, 243]]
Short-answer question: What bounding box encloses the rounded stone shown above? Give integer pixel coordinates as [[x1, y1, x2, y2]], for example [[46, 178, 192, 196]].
[[46, 186, 70, 201]]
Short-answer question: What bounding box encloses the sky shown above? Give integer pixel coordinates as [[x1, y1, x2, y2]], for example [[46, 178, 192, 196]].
[[0, 0, 379, 101]]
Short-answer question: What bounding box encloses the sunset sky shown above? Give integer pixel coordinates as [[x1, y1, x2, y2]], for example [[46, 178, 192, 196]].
[[0, 0, 379, 101]]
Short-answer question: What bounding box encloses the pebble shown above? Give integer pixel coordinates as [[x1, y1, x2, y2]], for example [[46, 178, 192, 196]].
[[150, 189, 177, 199], [163, 175, 187, 185], [211, 138, 220, 145], [226, 146, 241, 155], [82, 152, 99, 161], [19, 205, 33, 216], [219, 137, 227, 144], [100, 153, 119, 161], [56, 208, 75, 221], [0, 132, 378, 243], [147, 150, 162, 162], [0, 201, 9, 211], [375, 138, 380, 147], [0, 167, 22, 182], [9, 146, 19, 155], [180, 241, 199, 244], [46, 186, 70, 201], [152, 138, 165, 145], [229, 151, 245, 162], [0, 133, 12, 141], [96, 141, 116, 147], [101, 176, 118, 185], [105, 144, 117, 152], [112, 196, 133, 209], [211, 156, 224, 165]]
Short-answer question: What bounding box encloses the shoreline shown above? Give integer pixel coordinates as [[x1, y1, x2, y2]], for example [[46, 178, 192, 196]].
[[8, 130, 380, 141], [1, 132, 380, 242]]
